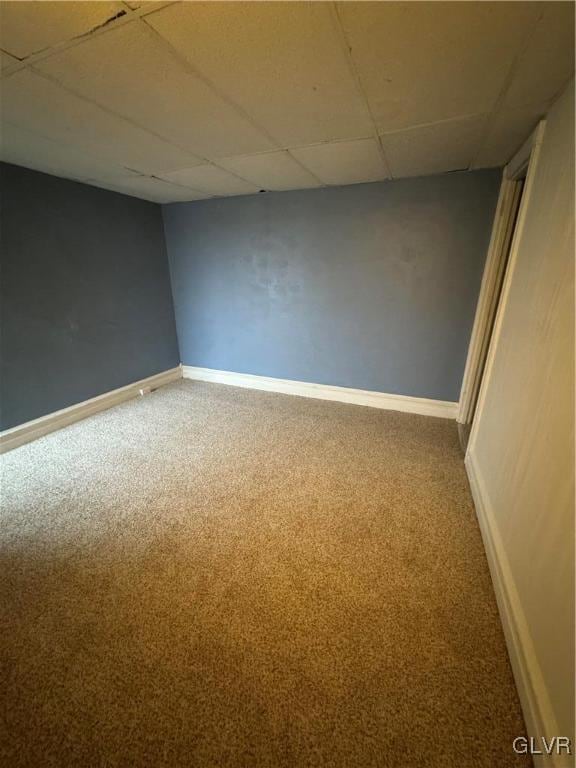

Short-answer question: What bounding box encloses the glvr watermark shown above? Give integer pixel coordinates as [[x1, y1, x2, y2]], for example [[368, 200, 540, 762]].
[[513, 736, 572, 756]]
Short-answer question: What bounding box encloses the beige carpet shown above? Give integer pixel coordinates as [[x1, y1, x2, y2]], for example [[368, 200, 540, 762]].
[[0, 380, 529, 767]]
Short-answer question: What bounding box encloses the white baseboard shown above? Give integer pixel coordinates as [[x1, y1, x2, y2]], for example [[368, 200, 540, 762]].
[[182, 366, 458, 419], [465, 450, 568, 768], [0, 366, 182, 454]]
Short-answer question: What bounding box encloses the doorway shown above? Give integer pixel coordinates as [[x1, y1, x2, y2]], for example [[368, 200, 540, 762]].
[[457, 122, 546, 452]]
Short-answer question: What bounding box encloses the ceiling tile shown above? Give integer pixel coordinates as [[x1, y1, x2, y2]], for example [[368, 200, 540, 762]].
[[36, 22, 275, 159], [217, 151, 321, 192], [0, 121, 139, 181], [1, 69, 202, 175], [503, 3, 575, 109], [84, 175, 210, 204], [1, 1, 570, 197], [161, 164, 259, 197], [337, 2, 541, 132], [0, 1, 124, 59], [381, 115, 486, 178], [290, 139, 387, 186], [472, 103, 548, 169], [145, 2, 373, 146]]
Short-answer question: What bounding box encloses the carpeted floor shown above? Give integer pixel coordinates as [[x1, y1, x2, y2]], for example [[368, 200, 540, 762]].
[[1, 380, 529, 767]]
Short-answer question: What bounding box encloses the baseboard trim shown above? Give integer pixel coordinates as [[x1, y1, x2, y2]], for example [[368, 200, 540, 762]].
[[182, 366, 458, 419], [0, 366, 182, 454], [465, 450, 566, 768]]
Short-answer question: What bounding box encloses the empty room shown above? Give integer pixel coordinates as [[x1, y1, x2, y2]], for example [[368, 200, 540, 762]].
[[0, 1, 574, 766]]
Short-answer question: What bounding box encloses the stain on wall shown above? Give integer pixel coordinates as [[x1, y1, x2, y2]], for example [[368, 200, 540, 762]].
[[163, 170, 500, 402], [0, 162, 180, 430]]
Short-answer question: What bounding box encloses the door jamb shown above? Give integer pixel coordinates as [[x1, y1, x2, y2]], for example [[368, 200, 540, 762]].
[[457, 121, 546, 426]]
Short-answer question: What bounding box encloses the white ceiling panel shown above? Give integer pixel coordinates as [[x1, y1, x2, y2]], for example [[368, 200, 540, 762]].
[[145, 2, 373, 147], [161, 164, 259, 197], [381, 115, 487, 178], [0, 1, 124, 59], [0, 2, 573, 198], [503, 3, 575, 110], [1, 69, 202, 175], [472, 103, 548, 170], [84, 175, 209, 204], [290, 139, 387, 187], [0, 121, 139, 181], [217, 151, 321, 192], [337, 2, 541, 133], [36, 21, 275, 159]]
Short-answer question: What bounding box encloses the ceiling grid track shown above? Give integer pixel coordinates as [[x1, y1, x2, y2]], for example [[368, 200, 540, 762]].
[[2, 0, 330, 194], [2, 16, 274, 193], [139, 14, 326, 189], [0, 2, 174, 79], [470, 7, 545, 169], [282, 150, 326, 188], [379, 112, 487, 138], [1, 0, 392, 188], [28, 66, 203, 166], [329, 2, 393, 179], [0, 1, 233, 196], [1, 2, 572, 201]]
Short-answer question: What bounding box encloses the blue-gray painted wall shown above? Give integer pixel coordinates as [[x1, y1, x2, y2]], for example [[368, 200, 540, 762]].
[[0, 162, 180, 430], [162, 170, 500, 402]]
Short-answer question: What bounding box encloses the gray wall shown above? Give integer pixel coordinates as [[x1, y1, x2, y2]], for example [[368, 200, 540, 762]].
[[163, 170, 500, 402], [0, 162, 180, 430]]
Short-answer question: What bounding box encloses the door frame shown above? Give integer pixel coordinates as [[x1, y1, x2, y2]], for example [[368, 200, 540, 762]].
[[457, 121, 547, 427]]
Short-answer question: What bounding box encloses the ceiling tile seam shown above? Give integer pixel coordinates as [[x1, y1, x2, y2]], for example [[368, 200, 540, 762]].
[[79, 179, 169, 203], [135, 11, 349, 189], [26, 66, 208, 168], [213, 135, 375, 157], [153, 170, 251, 196], [135, 17, 329, 190], [138, 15, 286, 153], [379, 111, 489, 138], [5, 65, 260, 193], [0, 5, 138, 77], [0, 150, 210, 199], [26, 64, 268, 190], [74, 6, 132, 40], [283, 151, 326, 187], [81, 174, 214, 201], [0, 60, 27, 79], [177, 160, 260, 192], [89, 168, 208, 195], [209, 138, 379, 187], [548, 73, 574, 112], [0, 117, 144, 177], [4, 9, 380, 190], [0, 1, 176, 80], [470, 7, 547, 168], [215, 135, 385, 157], [285, 135, 375, 152], [328, 2, 392, 179], [147, 174, 208, 196], [0, 46, 25, 62]]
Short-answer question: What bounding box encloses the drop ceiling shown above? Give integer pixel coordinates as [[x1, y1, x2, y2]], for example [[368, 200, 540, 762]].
[[0, 1, 573, 203]]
